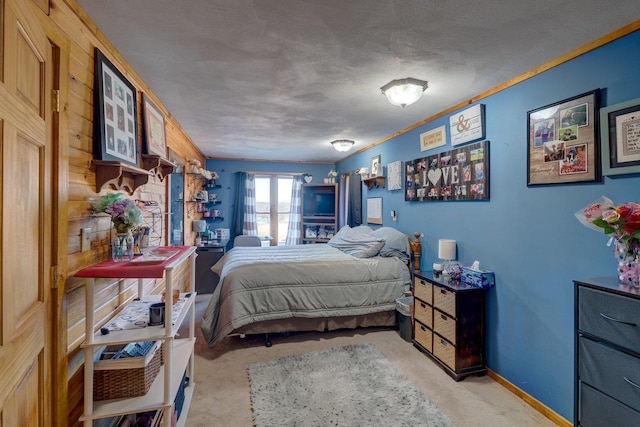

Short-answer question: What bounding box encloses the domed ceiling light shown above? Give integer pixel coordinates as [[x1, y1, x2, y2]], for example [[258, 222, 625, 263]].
[[331, 139, 355, 152], [380, 78, 429, 108]]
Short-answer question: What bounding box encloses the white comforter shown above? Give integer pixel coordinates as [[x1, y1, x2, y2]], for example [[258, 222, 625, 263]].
[[200, 244, 410, 347]]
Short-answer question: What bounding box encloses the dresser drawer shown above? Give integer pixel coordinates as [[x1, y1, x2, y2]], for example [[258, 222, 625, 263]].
[[433, 285, 456, 317], [414, 276, 432, 305], [578, 286, 640, 354], [433, 310, 456, 344], [414, 320, 432, 353], [433, 333, 456, 370], [580, 382, 640, 427], [414, 299, 432, 328], [579, 337, 640, 412]]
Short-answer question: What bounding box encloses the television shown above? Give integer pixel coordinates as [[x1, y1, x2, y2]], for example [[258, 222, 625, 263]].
[[303, 191, 336, 216]]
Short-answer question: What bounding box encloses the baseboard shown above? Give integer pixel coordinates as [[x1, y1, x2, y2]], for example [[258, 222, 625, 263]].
[[487, 369, 572, 427]]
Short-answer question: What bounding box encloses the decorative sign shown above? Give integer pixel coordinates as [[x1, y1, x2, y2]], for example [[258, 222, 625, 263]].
[[420, 125, 446, 151], [387, 160, 402, 190], [449, 104, 485, 146], [405, 141, 490, 201]]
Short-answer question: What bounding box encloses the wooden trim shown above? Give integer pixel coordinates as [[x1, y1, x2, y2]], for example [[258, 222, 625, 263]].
[[487, 369, 571, 427], [210, 156, 334, 164], [342, 19, 640, 161], [246, 171, 303, 176]]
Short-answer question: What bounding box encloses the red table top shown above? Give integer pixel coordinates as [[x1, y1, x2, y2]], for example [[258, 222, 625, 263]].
[[74, 246, 195, 279]]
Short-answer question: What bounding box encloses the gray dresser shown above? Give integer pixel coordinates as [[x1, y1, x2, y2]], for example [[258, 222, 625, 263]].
[[574, 277, 640, 426]]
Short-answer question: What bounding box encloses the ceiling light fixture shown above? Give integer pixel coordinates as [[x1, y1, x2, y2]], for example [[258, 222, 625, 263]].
[[380, 78, 429, 108], [331, 139, 355, 152]]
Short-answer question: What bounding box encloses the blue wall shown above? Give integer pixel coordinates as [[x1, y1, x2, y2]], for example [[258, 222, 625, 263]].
[[336, 31, 640, 421], [204, 159, 335, 232]]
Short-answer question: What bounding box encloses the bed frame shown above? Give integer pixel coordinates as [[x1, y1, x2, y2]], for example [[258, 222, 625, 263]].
[[235, 232, 422, 346]]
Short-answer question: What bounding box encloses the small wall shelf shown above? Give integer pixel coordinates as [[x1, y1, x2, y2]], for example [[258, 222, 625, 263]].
[[362, 176, 385, 189], [141, 154, 175, 181], [94, 160, 153, 195]]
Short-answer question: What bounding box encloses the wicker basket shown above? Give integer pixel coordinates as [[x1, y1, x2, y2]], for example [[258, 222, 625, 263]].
[[93, 341, 163, 401]]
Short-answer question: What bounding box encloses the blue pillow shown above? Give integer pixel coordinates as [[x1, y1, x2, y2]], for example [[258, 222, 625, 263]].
[[370, 227, 410, 261]]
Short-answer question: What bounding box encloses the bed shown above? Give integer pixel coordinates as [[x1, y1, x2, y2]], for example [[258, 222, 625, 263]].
[[200, 226, 420, 347]]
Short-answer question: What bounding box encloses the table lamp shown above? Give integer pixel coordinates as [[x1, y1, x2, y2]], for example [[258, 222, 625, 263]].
[[192, 220, 207, 246], [438, 239, 456, 273]]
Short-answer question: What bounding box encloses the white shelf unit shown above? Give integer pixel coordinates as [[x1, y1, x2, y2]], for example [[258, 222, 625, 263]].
[[76, 246, 197, 427]]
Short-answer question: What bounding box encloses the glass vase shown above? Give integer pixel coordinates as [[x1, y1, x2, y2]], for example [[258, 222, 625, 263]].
[[617, 255, 640, 287], [112, 229, 134, 262]]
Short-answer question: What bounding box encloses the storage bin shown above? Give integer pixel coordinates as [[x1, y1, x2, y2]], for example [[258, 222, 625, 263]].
[[461, 267, 495, 288], [93, 341, 163, 401]]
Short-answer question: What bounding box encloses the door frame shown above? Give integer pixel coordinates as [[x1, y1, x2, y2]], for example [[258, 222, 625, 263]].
[[30, 3, 70, 425]]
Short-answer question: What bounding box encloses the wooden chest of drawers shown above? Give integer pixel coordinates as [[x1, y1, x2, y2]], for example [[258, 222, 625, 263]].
[[574, 277, 640, 426], [412, 272, 487, 381]]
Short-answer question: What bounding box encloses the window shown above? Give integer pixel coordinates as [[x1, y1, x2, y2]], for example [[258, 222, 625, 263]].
[[254, 175, 293, 245]]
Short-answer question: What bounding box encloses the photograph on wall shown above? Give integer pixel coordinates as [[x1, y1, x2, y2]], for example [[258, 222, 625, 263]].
[[94, 48, 138, 166], [404, 140, 490, 201], [527, 89, 600, 186], [449, 104, 485, 146]]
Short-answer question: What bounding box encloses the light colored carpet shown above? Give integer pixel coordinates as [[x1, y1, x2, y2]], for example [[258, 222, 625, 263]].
[[183, 295, 557, 427], [248, 343, 456, 427]]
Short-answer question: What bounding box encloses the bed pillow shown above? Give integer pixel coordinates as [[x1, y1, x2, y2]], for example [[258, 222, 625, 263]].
[[351, 225, 374, 235], [328, 225, 385, 258], [370, 227, 410, 262]]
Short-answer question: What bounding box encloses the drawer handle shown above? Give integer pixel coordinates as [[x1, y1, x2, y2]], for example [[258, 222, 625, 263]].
[[420, 280, 425, 286], [599, 312, 637, 327], [440, 338, 448, 346], [440, 289, 447, 295], [623, 376, 640, 390], [420, 325, 427, 332], [420, 303, 426, 309], [440, 314, 447, 321]]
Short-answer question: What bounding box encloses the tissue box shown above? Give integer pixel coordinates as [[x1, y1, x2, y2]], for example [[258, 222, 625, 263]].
[[461, 267, 495, 288]]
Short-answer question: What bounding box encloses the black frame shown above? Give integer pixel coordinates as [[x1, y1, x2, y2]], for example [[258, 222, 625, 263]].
[[600, 96, 640, 176], [93, 47, 139, 167], [527, 89, 600, 186]]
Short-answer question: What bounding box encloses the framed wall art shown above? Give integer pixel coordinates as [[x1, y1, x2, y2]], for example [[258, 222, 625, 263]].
[[370, 155, 382, 177], [387, 160, 402, 190], [405, 140, 490, 202], [420, 125, 446, 151], [142, 94, 167, 157], [366, 197, 383, 224], [449, 104, 485, 146], [527, 89, 600, 186], [93, 48, 138, 167], [600, 96, 640, 176]]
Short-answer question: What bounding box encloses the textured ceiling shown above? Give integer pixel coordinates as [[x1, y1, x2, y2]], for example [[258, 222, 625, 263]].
[[75, 0, 640, 162]]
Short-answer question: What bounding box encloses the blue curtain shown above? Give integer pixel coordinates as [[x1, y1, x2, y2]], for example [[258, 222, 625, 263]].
[[231, 172, 246, 241]]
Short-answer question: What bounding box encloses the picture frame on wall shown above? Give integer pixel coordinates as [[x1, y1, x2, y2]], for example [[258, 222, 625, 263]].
[[93, 48, 138, 167], [600, 96, 640, 176], [142, 94, 167, 157], [370, 155, 382, 177], [526, 89, 601, 186], [366, 197, 383, 224], [405, 140, 490, 202]]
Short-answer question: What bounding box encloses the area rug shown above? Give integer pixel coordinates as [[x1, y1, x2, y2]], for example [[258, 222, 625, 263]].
[[248, 343, 457, 427]]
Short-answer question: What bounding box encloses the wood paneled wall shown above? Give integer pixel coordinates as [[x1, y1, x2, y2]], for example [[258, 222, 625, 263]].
[[26, 0, 205, 424]]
